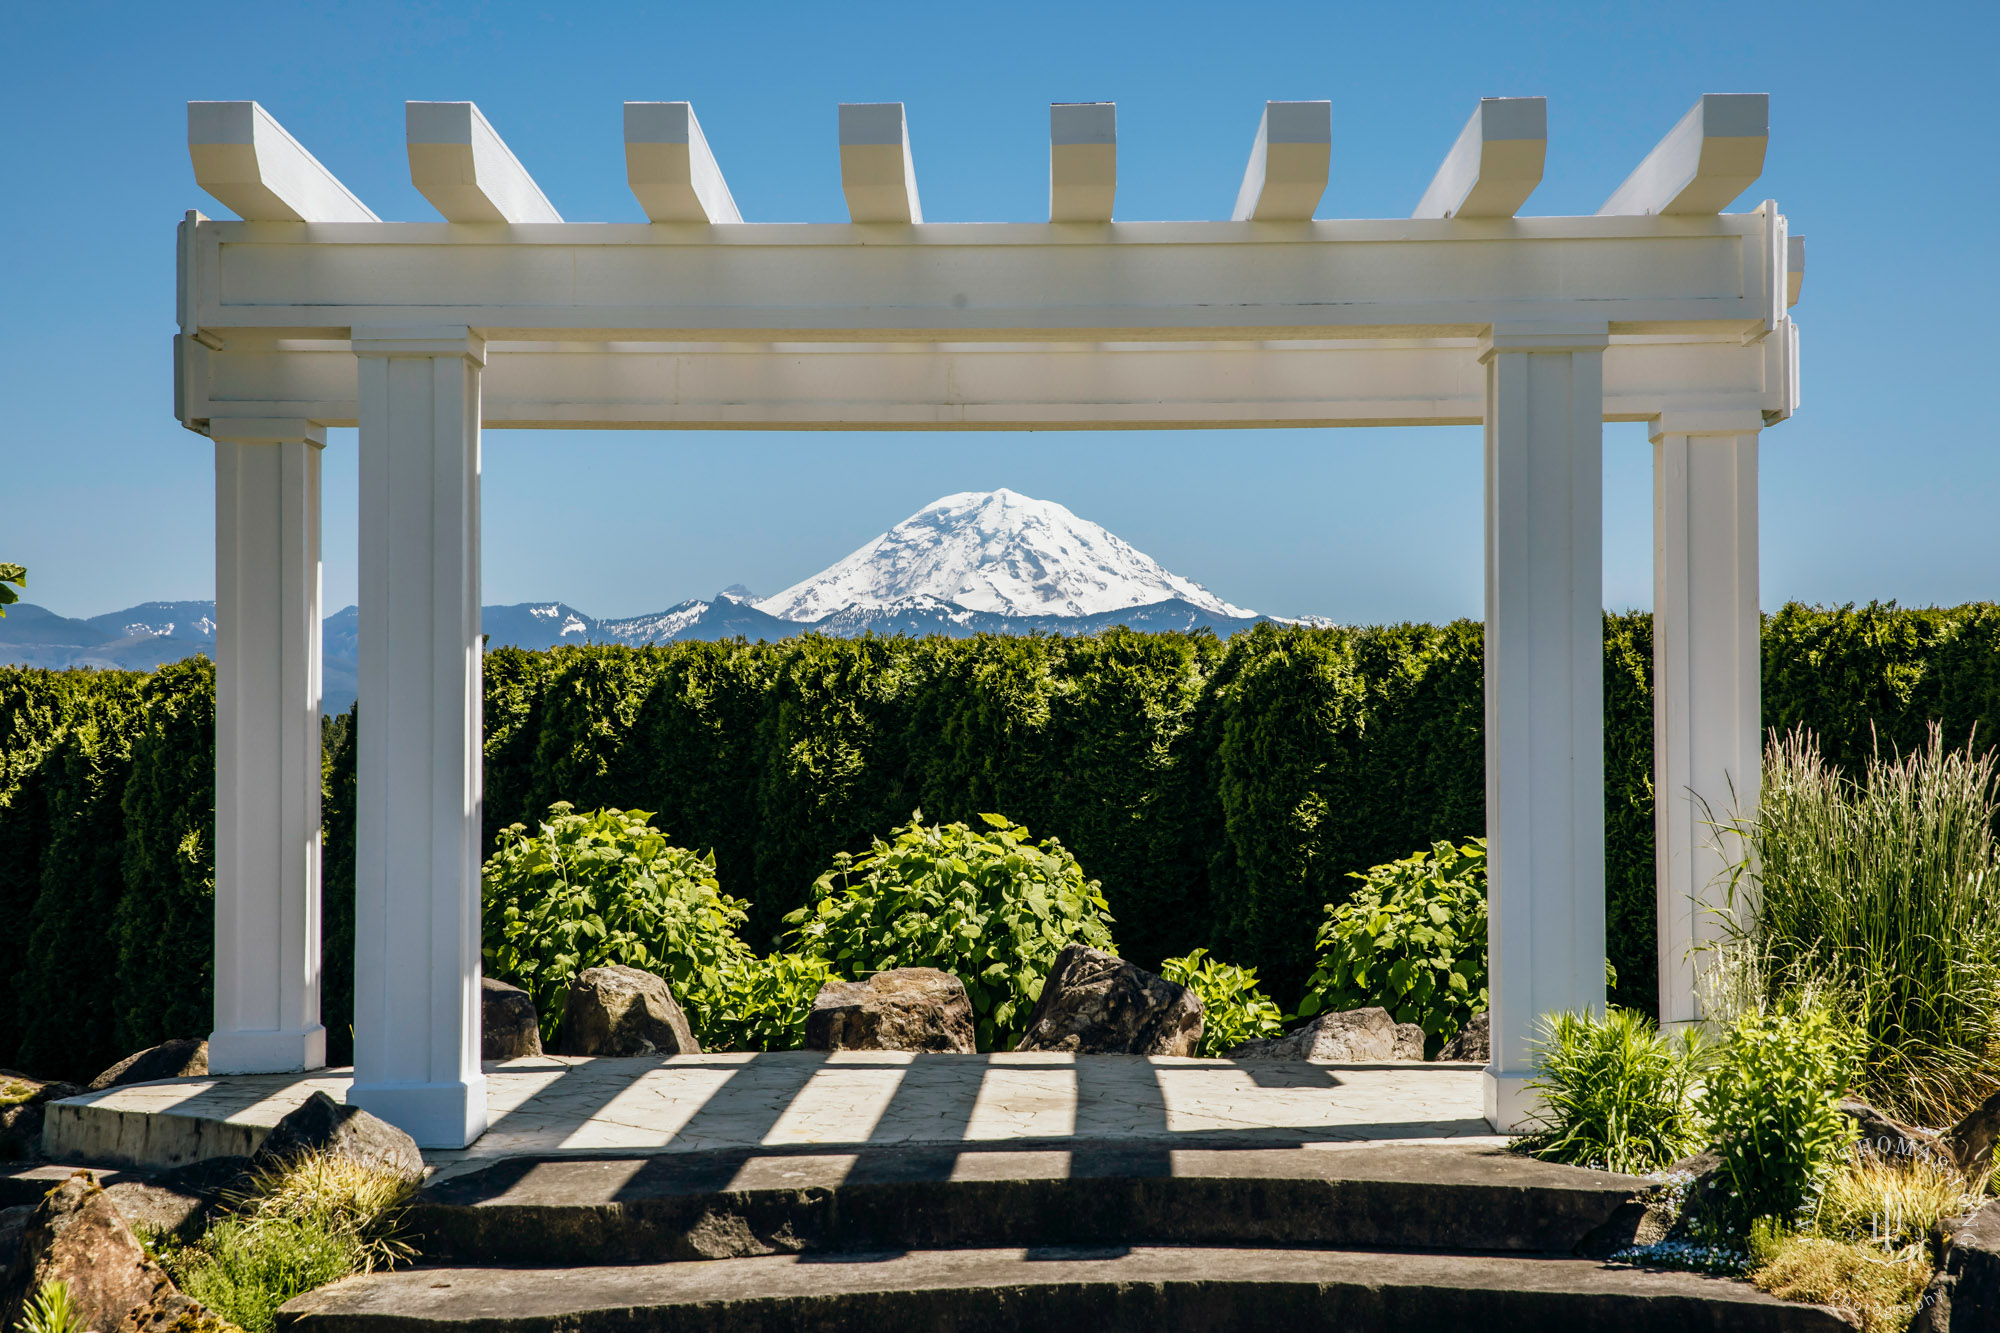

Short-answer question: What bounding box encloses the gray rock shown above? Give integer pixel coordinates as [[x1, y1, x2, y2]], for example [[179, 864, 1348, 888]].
[[0, 1170, 171, 1333], [0, 1204, 29, 1277], [87, 1039, 208, 1092], [806, 968, 976, 1054], [1230, 1007, 1409, 1061], [1839, 1097, 1942, 1164], [1393, 1022, 1427, 1061], [1948, 1087, 2000, 1174], [1016, 946, 1202, 1056], [252, 1090, 423, 1180], [482, 977, 544, 1061], [557, 965, 701, 1058], [1912, 1197, 2000, 1332], [1439, 1012, 1489, 1063], [0, 1070, 83, 1161]]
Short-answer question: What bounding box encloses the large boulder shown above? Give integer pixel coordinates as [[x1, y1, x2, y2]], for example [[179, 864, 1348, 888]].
[[1912, 1197, 2000, 1333], [482, 977, 543, 1061], [1948, 1087, 2000, 1174], [1229, 1006, 1420, 1061], [0, 1071, 83, 1161], [87, 1039, 208, 1092], [556, 965, 701, 1058], [252, 1091, 423, 1179], [1839, 1097, 1942, 1163], [1016, 946, 1202, 1056], [805, 969, 976, 1054], [1438, 1011, 1489, 1063], [0, 1171, 172, 1333]]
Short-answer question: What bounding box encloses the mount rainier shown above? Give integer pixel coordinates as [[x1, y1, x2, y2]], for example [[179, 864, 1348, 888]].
[[4, 490, 1327, 714]]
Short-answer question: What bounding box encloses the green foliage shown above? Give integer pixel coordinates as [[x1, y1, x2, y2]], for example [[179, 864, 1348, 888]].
[[1721, 724, 2000, 1124], [113, 657, 217, 1055], [481, 803, 753, 1044], [1159, 949, 1285, 1056], [320, 706, 357, 1067], [0, 564, 24, 617], [1700, 1004, 1857, 1232], [160, 1150, 417, 1333], [786, 812, 1115, 1051], [1524, 1007, 1707, 1175], [17, 1280, 87, 1333], [700, 952, 835, 1052], [1295, 839, 1488, 1052], [2, 601, 1996, 1073]]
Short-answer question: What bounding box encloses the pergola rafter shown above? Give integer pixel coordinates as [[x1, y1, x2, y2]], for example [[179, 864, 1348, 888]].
[[178, 94, 1801, 1148]]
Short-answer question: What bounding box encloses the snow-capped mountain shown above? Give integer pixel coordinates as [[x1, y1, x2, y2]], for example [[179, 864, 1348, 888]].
[[756, 489, 1254, 623]]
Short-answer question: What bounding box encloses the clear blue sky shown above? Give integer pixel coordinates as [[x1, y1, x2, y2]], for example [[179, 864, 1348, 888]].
[[6, 1, 1994, 623]]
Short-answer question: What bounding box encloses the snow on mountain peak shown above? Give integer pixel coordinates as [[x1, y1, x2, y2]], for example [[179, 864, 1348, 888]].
[[756, 489, 1254, 623]]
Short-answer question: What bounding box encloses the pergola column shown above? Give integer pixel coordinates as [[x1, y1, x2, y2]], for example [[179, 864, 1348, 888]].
[[1479, 324, 1610, 1132], [1651, 409, 1761, 1027], [349, 327, 487, 1150], [210, 418, 327, 1074]]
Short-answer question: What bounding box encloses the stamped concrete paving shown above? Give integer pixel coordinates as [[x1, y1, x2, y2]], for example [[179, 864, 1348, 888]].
[[45, 1052, 1503, 1176]]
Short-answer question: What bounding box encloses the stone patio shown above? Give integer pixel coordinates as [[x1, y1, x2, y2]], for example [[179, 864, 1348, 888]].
[[45, 1053, 1503, 1181]]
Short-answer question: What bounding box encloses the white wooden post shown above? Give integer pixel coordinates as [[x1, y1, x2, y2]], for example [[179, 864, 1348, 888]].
[[210, 418, 327, 1074], [1651, 409, 1761, 1027], [349, 328, 487, 1149], [1480, 324, 1610, 1132]]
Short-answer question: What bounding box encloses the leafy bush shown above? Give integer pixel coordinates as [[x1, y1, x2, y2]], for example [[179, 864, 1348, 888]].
[[1160, 949, 1285, 1056], [1295, 838, 1487, 1052], [699, 952, 835, 1052], [785, 811, 1115, 1051], [1721, 724, 2000, 1124], [481, 803, 753, 1044], [1700, 1004, 1856, 1231], [1523, 1007, 1706, 1174]]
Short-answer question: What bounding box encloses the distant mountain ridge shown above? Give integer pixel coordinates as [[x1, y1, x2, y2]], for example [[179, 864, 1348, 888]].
[[5, 489, 1331, 713]]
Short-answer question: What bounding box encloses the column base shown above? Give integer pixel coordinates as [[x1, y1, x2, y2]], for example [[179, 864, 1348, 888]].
[[207, 1025, 327, 1075], [1483, 1067, 1544, 1133], [348, 1075, 488, 1150]]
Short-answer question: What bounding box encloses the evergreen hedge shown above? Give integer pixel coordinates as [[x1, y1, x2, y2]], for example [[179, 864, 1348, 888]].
[[0, 603, 1993, 1078]]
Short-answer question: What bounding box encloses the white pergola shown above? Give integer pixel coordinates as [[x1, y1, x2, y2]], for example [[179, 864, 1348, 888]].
[[178, 94, 1798, 1147]]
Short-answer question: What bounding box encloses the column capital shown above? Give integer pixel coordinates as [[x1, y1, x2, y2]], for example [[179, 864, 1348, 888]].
[[350, 325, 486, 366], [1649, 407, 1765, 442], [208, 417, 327, 448], [1478, 320, 1609, 363]]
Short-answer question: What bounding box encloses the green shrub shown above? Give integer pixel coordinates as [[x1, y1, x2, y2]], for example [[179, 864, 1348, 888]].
[[1524, 1007, 1706, 1175], [1295, 838, 1488, 1052], [17, 1281, 87, 1333], [1159, 949, 1285, 1056], [700, 952, 835, 1052], [1723, 724, 2000, 1123], [481, 803, 753, 1044], [1700, 1003, 1856, 1232], [785, 811, 1115, 1051]]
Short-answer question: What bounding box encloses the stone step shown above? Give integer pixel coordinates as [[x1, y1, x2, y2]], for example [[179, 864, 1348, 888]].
[[282, 1244, 1848, 1333], [411, 1140, 1654, 1265]]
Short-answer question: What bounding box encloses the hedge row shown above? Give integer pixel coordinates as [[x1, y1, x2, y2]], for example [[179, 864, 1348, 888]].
[[3, 602, 1995, 1079]]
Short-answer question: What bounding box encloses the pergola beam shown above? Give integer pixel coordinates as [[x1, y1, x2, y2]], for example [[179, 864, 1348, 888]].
[[185, 330, 1797, 432], [1599, 94, 1768, 217], [1413, 98, 1546, 219], [406, 102, 562, 223], [1050, 103, 1116, 223], [1232, 101, 1330, 221], [839, 103, 921, 223], [625, 102, 741, 223], [176, 211, 1791, 342], [188, 102, 378, 223]]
